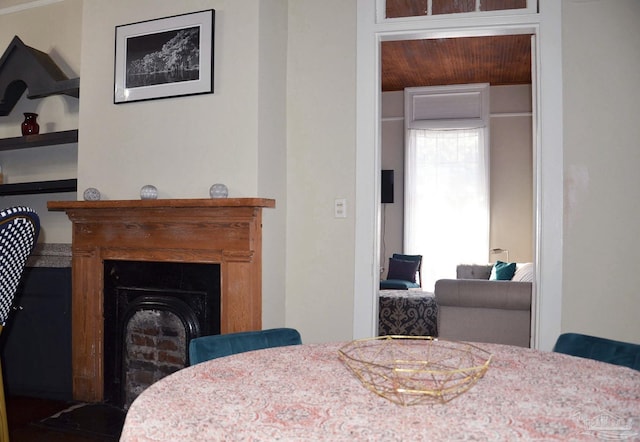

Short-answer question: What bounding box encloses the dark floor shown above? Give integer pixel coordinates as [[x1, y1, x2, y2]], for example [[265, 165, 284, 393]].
[[7, 395, 122, 442]]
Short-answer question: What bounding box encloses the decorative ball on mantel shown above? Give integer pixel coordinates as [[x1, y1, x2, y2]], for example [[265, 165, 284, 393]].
[[140, 184, 158, 200], [83, 187, 101, 201], [209, 183, 229, 198]]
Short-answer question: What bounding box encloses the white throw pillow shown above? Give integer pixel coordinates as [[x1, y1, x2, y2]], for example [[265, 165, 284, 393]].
[[512, 263, 534, 282]]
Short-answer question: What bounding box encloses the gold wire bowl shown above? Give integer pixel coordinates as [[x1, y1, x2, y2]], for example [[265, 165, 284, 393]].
[[338, 336, 492, 406]]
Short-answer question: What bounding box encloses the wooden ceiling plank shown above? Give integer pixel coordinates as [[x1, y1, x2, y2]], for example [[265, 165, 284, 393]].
[[381, 34, 531, 92]]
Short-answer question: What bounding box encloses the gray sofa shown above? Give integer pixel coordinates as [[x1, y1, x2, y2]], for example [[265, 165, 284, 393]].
[[434, 264, 532, 347]]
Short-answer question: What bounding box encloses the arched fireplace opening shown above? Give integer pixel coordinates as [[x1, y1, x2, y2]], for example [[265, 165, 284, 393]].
[[103, 260, 220, 409]]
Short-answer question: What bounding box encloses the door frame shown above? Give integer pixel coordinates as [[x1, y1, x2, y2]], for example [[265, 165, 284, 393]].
[[353, 0, 563, 350]]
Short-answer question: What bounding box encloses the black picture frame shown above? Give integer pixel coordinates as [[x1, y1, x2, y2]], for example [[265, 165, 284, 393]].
[[114, 9, 214, 104]]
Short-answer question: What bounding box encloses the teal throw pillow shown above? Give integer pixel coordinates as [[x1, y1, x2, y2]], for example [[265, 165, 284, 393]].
[[490, 261, 517, 281]]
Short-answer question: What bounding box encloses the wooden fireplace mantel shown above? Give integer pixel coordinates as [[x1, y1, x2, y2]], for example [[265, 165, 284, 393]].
[[48, 198, 275, 402]]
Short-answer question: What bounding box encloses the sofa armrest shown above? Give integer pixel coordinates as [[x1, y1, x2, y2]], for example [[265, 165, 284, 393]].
[[434, 279, 531, 311]]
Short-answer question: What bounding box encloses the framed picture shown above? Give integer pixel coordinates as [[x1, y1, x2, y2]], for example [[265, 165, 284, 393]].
[[114, 9, 214, 104]]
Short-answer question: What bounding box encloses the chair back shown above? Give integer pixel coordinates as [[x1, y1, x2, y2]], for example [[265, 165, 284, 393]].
[[189, 328, 302, 365], [553, 333, 640, 371], [392, 253, 422, 287], [0, 206, 40, 326]]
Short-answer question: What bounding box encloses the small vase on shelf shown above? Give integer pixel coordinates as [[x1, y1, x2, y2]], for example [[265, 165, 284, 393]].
[[21, 113, 40, 136]]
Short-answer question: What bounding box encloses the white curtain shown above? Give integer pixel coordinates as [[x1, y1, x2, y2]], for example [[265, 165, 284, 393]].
[[405, 128, 489, 291]]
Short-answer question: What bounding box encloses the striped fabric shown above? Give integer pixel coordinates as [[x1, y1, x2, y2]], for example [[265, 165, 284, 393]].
[[0, 206, 40, 325]]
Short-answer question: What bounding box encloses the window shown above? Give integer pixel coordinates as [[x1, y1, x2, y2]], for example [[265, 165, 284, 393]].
[[404, 84, 489, 291], [405, 128, 489, 290], [385, 0, 532, 19]]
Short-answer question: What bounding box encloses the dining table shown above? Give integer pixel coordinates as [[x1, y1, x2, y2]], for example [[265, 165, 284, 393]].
[[120, 339, 640, 441]]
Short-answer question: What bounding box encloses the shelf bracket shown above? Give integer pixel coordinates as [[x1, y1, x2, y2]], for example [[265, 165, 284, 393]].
[[0, 36, 79, 116]]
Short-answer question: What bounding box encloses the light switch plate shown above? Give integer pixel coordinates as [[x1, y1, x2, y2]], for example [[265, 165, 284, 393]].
[[334, 198, 347, 218]]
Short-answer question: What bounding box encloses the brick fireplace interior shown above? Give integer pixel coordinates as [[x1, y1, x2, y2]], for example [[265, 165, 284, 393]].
[[48, 198, 275, 403]]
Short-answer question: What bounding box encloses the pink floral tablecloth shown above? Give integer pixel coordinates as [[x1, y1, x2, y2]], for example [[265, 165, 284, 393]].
[[120, 341, 640, 441]]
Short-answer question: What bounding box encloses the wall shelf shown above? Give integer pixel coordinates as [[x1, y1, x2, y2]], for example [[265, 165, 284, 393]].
[[0, 129, 78, 152], [0, 130, 78, 195], [0, 179, 77, 196], [0, 36, 80, 195]]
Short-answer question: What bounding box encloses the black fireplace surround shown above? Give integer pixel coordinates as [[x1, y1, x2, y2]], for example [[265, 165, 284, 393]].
[[103, 260, 220, 407]]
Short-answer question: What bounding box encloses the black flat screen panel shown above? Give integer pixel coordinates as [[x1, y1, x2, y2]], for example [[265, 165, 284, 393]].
[[381, 169, 394, 203]]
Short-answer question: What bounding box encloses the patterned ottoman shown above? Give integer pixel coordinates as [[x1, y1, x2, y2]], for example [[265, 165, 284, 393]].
[[378, 290, 438, 337]]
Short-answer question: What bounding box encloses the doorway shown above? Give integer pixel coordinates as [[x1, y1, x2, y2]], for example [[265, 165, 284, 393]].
[[380, 35, 534, 292], [353, 0, 564, 350]]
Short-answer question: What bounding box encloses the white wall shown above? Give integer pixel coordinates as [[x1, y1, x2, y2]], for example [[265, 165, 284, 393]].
[[380, 91, 404, 274], [489, 85, 533, 263], [562, 0, 640, 344], [78, 1, 262, 201], [258, 0, 288, 328], [286, 0, 357, 342]]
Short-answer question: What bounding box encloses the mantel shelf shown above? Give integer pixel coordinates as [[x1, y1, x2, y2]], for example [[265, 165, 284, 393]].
[[48, 198, 276, 211], [0, 129, 78, 152]]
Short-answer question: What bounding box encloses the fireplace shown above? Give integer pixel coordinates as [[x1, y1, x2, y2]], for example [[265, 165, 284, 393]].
[[103, 260, 220, 408], [48, 198, 275, 402]]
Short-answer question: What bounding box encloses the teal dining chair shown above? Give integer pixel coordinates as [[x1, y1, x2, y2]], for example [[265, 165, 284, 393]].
[[189, 328, 302, 365], [553, 333, 640, 371]]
